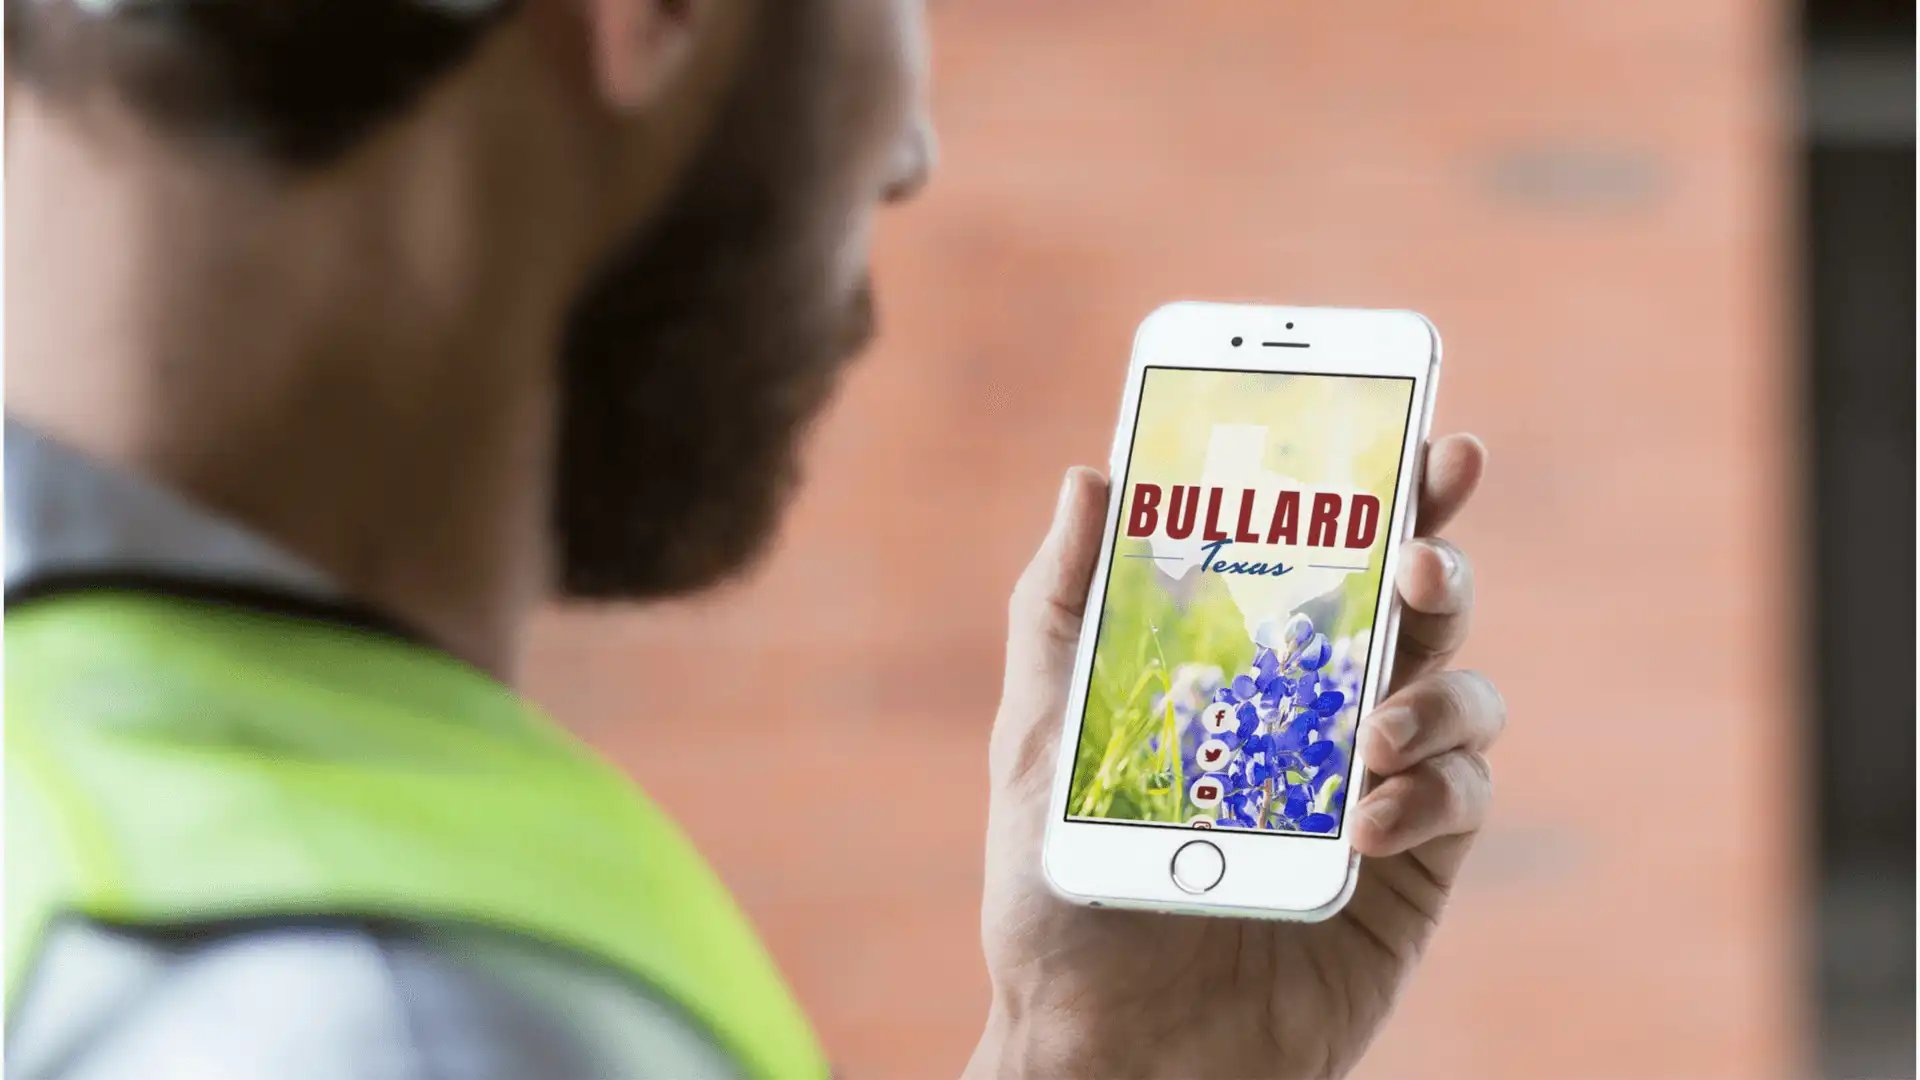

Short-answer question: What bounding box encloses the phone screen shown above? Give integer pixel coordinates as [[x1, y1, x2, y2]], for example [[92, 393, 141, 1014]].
[[1065, 366, 1417, 840]]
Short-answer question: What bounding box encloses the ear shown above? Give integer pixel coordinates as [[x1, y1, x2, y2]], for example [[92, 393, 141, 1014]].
[[585, 0, 705, 109]]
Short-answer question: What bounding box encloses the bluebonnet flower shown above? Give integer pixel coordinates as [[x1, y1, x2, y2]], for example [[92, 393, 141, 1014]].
[[1243, 747, 1277, 788], [1292, 678, 1317, 709], [1253, 648, 1281, 680], [1300, 739, 1338, 768], [1233, 702, 1260, 740], [1230, 673, 1259, 702], [1282, 788, 1310, 819], [1260, 674, 1293, 708], [1161, 609, 1378, 835], [1272, 717, 1316, 752], [1298, 633, 1332, 672], [1315, 635, 1366, 750]]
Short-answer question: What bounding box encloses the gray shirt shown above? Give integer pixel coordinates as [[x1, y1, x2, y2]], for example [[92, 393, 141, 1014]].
[[5, 420, 751, 1080]]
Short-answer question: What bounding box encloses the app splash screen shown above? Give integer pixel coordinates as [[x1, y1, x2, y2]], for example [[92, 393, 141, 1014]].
[[1066, 367, 1415, 839]]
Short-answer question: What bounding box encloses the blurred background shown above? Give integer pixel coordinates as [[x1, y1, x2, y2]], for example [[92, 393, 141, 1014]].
[[526, 2, 1916, 1078]]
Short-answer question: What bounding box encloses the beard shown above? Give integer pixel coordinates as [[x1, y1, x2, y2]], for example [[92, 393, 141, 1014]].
[[552, 3, 871, 600]]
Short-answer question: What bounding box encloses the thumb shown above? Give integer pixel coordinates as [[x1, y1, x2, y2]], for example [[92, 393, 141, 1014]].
[[995, 466, 1109, 787]]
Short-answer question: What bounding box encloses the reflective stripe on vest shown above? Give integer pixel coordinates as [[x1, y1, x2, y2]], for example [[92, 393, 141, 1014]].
[[5, 592, 827, 1080]]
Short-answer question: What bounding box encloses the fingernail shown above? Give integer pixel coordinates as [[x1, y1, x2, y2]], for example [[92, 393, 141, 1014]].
[[1429, 542, 1459, 581], [1361, 795, 1400, 834], [1370, 707, 1417, 754]]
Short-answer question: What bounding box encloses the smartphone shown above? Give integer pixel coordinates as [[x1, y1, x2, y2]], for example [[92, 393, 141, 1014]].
[[1042, 301, 1442, 921]]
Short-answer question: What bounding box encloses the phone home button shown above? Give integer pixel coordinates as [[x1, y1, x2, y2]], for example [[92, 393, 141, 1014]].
[[1170, 840, 1226, 894]]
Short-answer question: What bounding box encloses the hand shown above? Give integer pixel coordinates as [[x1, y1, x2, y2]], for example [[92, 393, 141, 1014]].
[[967, 435, 1503, 1080]]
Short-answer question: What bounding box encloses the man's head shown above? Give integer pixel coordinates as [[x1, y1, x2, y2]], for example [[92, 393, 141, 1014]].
[[7, 0, 931, 604], [552, 1, 929, 598]]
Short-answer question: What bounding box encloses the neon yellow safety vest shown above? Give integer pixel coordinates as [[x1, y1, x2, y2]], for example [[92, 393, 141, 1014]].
[[6, 591, 828, 1080]]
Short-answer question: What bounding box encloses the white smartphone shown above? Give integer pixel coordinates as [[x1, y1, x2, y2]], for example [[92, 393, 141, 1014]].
[[1042, 301, 1442, 921]]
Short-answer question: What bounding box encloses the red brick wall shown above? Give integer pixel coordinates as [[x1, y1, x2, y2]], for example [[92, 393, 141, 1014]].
[[526, 2, 1799, 1076]]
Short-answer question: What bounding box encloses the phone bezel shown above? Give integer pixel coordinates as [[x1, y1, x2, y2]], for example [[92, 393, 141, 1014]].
[[1041, 301, 1443, 921]]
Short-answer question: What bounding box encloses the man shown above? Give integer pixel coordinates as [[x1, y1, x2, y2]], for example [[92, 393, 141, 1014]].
[[4, 0, 1505, 1077]]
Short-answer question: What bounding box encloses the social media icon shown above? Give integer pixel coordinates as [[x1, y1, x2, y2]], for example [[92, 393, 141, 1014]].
[[1189, 777, 1225, 810], [1195, 738, 1232, 773], [1187, 816, 1215, 829], [1199, 702, 1235, 735]]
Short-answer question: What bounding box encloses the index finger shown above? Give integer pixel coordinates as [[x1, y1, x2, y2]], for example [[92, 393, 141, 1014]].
[[1414, 434, 1488, 537]]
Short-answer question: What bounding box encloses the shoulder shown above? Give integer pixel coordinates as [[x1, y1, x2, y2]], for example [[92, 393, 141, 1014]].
[[8, 917, 745, 1080]]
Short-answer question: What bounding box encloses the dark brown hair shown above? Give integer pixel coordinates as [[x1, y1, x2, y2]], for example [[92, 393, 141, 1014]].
[[6, 0, 517, 166]]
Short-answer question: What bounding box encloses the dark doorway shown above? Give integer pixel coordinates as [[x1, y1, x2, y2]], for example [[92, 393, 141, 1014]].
[[1802, 2, 1915, 1077]]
